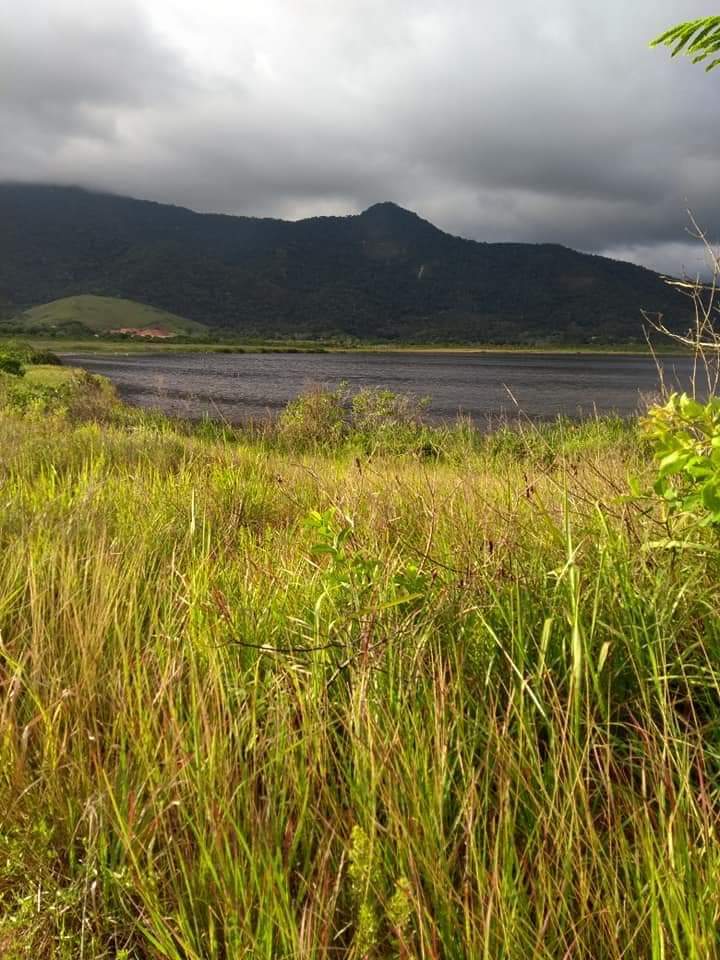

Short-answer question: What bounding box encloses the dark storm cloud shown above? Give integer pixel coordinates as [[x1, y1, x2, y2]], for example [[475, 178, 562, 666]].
[[2, 0, 718, 273]]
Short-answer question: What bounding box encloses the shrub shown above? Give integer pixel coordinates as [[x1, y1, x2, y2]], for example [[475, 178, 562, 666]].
[[350, 386, 432, 454], [276, 383, 435, 454], [276, 384, 348, 448], [4, 370, 117, 421], [28, 346, 62, 365], [351, 387, 427, 430], [64, 370, 119, 421], [5, 381, 69, 415], [0, 354, 25, 376], [638, 212, 720, 532], [642, 391, 720, 525], [0, 340, 61, 365]]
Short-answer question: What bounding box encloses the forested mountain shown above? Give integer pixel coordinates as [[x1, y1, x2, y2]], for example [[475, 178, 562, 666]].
[[0, 183, 688, 342]]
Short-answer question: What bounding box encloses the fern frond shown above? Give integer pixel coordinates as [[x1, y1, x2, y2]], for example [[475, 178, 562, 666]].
[[651, 16, 720, 71]]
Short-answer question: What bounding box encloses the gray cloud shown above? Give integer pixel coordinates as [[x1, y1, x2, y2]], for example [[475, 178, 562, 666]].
[[600, 239, 719, 280], [1, 2, 191, 168], [2, 0, 718, 273]]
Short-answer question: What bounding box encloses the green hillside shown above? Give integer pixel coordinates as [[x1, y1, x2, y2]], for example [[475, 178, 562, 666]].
[[6, 294, 207, 338]]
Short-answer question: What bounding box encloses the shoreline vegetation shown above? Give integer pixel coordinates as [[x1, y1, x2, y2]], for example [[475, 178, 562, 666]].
[[2, 351, 719, 956], [0, 332, 691, 356]]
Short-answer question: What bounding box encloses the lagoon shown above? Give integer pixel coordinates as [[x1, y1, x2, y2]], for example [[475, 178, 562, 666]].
[[61, 350, 696, 423]]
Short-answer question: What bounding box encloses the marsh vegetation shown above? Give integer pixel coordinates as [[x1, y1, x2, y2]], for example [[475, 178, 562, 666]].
[[1, 366, 719, 958]]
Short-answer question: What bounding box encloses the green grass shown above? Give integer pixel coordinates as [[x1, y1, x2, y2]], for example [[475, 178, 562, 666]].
[[5, 295, 208, 337], [0, 363, 117, 420], [0, 336, 331, 355], [0, 387, 718, 958], [0, 362, 81, 398], [21, 364, 79, 388]]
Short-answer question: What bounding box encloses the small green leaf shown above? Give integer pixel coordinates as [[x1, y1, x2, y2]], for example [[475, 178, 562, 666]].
[[310, 543, 337, 556], [701, 482, 720, 518], [679, 395, 704, 418], [658, 449, 689, 476]]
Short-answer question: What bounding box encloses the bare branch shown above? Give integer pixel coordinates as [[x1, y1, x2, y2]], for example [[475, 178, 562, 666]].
[[642, 213, 720, 397]]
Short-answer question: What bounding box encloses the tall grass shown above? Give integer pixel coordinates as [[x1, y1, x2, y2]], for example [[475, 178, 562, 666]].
[[0, 402, 718, 958]]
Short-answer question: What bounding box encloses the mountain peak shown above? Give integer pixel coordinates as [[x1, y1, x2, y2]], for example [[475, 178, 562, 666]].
[[358, 201, 440, 238], [360, 201, 420, 219]]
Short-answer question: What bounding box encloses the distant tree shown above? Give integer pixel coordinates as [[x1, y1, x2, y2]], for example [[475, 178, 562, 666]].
[[651, 16, 720, 71]]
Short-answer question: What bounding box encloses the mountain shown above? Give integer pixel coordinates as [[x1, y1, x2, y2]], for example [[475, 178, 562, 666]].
[[0, 183, 689, 343]]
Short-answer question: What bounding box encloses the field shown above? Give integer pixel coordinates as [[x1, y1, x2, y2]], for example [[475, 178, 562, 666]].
[[0, 374, 718, 958]]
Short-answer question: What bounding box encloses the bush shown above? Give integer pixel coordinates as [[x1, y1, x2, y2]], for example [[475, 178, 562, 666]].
[[0, 354, 25, 376], [64, 370, 119, 421], [28, 346, 62, 365], [0, 340, 61, 365], [276, 384, 348, 447], [4, 370, 117, 421], [350, 387, 427, 429], [276, 383, 436, 454]]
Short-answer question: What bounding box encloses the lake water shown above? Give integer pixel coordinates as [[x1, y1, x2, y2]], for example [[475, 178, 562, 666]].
[[61, 351, 697, 424]]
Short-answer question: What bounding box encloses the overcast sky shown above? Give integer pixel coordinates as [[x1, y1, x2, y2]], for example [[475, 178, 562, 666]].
[[2, 1, 718, 274]]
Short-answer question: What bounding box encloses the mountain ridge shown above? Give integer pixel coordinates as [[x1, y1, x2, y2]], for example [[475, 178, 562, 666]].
[[0, 182, 688, 342]]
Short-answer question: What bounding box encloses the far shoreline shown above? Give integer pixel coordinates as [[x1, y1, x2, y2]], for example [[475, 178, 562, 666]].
[[0, 334, 689, 358]]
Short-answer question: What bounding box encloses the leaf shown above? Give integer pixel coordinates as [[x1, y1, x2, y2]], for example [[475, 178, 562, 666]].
[[651, 17, 720, 68], [310, 543, 337, 556], [653, 475, 669, 497], [642, 539, 708, 552], [597, 641, 611, 674], [628, 476, 643, 497], [658, 449, 689, 477], [679, 395, 704, 419], [701, 481, 720, 518]]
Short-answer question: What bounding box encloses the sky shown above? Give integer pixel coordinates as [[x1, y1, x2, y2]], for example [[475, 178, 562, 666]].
[[2, 0, 718, 275]]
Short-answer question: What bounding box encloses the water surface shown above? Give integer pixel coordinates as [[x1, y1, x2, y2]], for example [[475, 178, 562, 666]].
[[62, 351, 696, 424]]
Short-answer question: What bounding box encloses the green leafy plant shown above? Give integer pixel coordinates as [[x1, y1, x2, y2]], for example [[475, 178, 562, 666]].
[[305, 508, 375, 593], [642, 391, 720, 524], [305, 508, 428, 611], [348, 826, 381, 957], [387, 876, 413, 951], [347, 827, 415, 958], [651, 16, 720, 72]]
